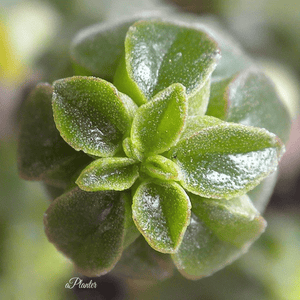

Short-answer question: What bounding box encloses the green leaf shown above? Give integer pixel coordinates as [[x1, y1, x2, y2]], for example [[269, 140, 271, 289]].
[[208, 27, 252, 80], [171, 212, 243, 280], [180, 115, 224, 141], [122, 137, 144, 161], [143, 155, 182, 181], [205, 77, 233, 119], [226, 69, 291, 144], [52, 76, 137, 157], [247, 170, 278, 213], [132, 180, 191, 253], [207, 69, 291, 143], [131, 83, 187, 155], [122, 191, 140, 249], [18, 83, 91, 188], [187, 76, 211, 116], [71, 19, 136, 81], [189, 193, 266, 248], [168, 122, 284, 199], [114, 20, 220, 108], [112, 236, 174, 281], [44, 187, 126, 276], [76, 157, 139, 191]]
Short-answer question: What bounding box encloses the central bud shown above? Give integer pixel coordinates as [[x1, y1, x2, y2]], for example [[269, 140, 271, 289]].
[[142, 155, 181, 181]]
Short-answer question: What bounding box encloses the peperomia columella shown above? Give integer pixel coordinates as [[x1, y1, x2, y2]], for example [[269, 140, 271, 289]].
[[18, 17, 291, 280]]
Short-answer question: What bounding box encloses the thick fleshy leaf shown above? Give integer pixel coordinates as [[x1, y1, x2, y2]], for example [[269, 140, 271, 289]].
[[112, 236, 174, 281], [143, 155, 182, 181], [44, 187, 126, 277], [131, 83, 187, 154], [76, 157, 139, 191], [172, 212, 243, 280], [18, 83, 92, 188], [207, 69, 291, 143], [168, 122, 284, 199], [52, 76, 137, 157], [132, 180, 191, 253], [189, 193, 266, 248], [71, 19, 136, 81], [114, 19, 220, 108]]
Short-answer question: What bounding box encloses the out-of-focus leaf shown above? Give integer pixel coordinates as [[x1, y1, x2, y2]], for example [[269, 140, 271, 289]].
[[247, 171, 278, 213], [207, 69, 291, 143], [226, 69, 291, 144], [52, 76, 137, 157], [189, 193, 266, 248], [172, 212, 242, 280], [169, 122, 284, 199], [76, 157, 139, 191], [18, 83, 91, 188], [112, 236, 174, 281], [131, 84, 187, 155], [44, 187, 126, 277], [132, 180, 191, 253], [122, 191, 140, 249], [71, 19, 137, 81], [114, 19, 220, 109]]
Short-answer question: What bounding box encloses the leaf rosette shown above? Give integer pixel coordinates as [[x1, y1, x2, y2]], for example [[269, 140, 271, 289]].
[[18, 18, 290, 279]]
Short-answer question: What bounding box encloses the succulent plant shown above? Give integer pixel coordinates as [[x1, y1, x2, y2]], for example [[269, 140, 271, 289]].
[[18, 16, 291, 280]]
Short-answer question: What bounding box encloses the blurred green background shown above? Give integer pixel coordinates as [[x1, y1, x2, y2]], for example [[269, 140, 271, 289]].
[[1, 0, 299, 299]]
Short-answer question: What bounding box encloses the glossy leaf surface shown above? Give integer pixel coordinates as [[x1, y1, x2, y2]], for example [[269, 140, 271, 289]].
[[52, 76, 137, 157], [76, 157, 139, 191], [44, 187, 126, 276], [18, 83, 91, 187], [169, 122, 284, 199], [132, 181, 191, 253], [114, 20, 220, 107], [131, 84, 187, 154], [189, 193, 266, 248]]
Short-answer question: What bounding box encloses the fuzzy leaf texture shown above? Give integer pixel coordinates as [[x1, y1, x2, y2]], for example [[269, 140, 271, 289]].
[[114, 19, 220, 114], [52, 76, 137, 157], [168, 122, 284, 199], [131, 83, 187, 154], [132, 181, 191, 253], [17, 16, 292, 281], [18, 83, 92, 188]]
